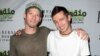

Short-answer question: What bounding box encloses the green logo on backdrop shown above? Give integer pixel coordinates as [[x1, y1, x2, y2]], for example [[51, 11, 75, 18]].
[[69, 9, 87, 23], [0, 8, 15, 22], [0, 51, 9, 56]]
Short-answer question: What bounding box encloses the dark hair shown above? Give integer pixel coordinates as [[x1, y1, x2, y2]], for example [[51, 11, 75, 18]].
[[51, 6, 70, 18], [25, 6, 44, 18]]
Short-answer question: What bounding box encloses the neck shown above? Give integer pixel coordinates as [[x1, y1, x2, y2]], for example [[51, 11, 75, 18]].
[[60, 27, 72, 36], [24, 26, 37, 35]]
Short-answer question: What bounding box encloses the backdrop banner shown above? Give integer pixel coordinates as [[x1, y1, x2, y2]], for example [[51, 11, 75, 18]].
[[0, 0, 100, 56]]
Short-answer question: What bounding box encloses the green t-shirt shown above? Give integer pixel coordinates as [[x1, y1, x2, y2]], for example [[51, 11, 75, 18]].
[[10, 26, 51, 56]]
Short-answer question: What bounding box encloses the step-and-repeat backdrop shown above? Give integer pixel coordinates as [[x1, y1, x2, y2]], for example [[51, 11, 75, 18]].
[[0, 0, 100, 56]]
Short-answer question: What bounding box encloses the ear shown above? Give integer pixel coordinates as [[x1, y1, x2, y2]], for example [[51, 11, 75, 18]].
[[68, 15, 72, 22], [39, 17, 42, 23]]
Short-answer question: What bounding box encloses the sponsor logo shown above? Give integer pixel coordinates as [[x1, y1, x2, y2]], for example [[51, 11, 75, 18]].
[[43, 10, 52, 21], [70, 9, 87, 24], [0, 30, 15, 42], [0, 8, 15, 22], [42, 9, 87, 24], [0, 51, 9, 56]]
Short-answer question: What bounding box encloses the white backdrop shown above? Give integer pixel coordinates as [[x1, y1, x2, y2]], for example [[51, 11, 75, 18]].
[[0, 0, 100, 56]]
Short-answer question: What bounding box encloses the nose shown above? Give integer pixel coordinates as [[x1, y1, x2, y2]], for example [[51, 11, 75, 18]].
[[32, 15, 36, 19], [32, 15, 38, 21]]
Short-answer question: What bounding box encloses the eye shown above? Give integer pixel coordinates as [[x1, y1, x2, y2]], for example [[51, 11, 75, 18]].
[[36, 14, 40, 17]]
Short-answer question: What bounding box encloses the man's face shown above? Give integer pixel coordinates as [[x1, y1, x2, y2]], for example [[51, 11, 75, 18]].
[[24, 8, 41, 28], [52, 11, 71, 34]]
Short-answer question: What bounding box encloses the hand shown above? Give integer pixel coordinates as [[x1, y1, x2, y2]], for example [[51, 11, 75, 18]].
[[76, 28, 89, 40], [15, 30, 22, 36]]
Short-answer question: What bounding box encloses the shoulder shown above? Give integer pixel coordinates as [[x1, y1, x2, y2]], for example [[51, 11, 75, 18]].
[[10, 34, 18, 39], [10, 33, 20, 42], [37, 26, 51, 36], [40, 26, 51, 30], [39, 26, 51, 32], [70, 30, 81, 40], [72, 30, 88, 42], [48, 30, 58, 38], [49, 30, 58, 34], [47, 31, 59, 42]]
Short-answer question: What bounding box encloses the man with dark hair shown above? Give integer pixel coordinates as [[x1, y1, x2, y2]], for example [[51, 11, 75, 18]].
[[47, 6, 90, 56]]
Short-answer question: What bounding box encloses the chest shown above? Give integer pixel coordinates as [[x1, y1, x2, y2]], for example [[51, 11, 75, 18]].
[[49, 37, 81, 56], [15, 35, 47, 54]]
